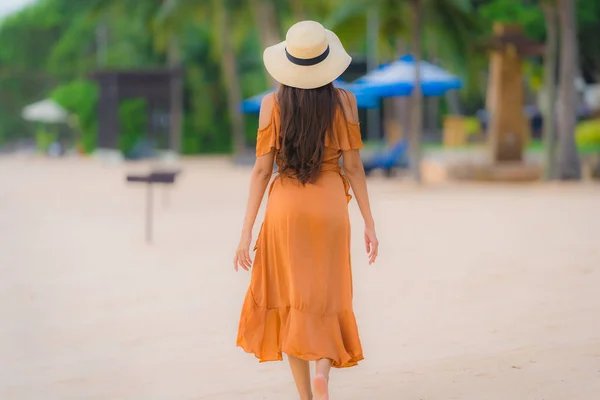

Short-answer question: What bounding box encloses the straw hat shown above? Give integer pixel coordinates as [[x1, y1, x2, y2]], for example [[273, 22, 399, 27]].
[[263, 21, 352, 90]]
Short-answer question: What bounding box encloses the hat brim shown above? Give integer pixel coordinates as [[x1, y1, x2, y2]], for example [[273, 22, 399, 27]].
[[263, 30, 352, 90]]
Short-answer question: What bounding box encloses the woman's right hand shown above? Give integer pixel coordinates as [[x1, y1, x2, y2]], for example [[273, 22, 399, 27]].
[[234, 231, 252, 272], [364, 225, 379, 265]]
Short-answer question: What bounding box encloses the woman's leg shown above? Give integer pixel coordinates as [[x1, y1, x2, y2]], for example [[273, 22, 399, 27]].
[[287, 354, 313, 400], [313, 359, 332, 399]]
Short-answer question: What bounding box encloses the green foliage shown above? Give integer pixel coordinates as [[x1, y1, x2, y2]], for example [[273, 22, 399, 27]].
[[576, 119, 600, 152], [477, 0, 600, 82], [478, 0, 545, 39], [51, 79, 98, 153], [35, 125, 57, 153], [179, 21, 237, 154], [464, 117, 481, 136], [0, 1, 62, 143], [2, 0, 599, 154], [118, 99, 147, 155], [575, 0, 600, 81]]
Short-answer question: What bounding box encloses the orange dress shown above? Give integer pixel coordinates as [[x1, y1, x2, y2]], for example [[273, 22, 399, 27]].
[[236, 91, 364, 368]]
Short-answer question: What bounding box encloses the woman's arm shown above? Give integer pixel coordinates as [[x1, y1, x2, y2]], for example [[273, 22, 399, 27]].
[[343, 150, 374, 228], [242, 154, 274, 235], [235, 152, 274, 271], [235, 94, 277, 271], [343, 150, 379, 264], [338, 90, 375, 229], [339, 89, 378, 264]]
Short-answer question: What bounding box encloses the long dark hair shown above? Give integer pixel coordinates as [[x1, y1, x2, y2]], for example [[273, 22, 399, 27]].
[[277, 83, 345, 184]]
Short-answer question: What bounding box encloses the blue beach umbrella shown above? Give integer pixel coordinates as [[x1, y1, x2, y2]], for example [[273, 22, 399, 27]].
[[241, 80, 380, 114], [355, 54, 462, 97]]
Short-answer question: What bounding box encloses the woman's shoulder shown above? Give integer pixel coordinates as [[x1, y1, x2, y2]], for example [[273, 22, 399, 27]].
[[261, 92, 278, 109], [258, 92, 279, 130], [329, 88, 363, 151], [335, 88, 359, 124], [335, 87, 357, 103]]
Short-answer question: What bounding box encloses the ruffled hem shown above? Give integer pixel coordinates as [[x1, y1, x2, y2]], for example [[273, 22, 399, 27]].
[[236, 300, 364, 368]]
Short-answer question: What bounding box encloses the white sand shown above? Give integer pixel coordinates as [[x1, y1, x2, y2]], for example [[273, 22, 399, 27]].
[[1, 156, 599, 399]]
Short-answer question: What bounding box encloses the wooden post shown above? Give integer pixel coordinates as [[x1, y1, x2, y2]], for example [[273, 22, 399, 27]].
[[146, 183, 153, 244], [487, 24, 526, 162], [127, 170, 180, 244]]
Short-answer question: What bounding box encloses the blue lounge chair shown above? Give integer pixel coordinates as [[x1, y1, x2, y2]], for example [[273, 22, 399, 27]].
[[363, 140, 409, 177]]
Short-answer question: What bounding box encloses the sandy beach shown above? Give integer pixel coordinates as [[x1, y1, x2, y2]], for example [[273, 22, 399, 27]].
[[1, 156, 599, 399]]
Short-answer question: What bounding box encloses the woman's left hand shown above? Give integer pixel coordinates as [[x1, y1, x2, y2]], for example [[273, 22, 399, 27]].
[[234, 232, 252, 271]]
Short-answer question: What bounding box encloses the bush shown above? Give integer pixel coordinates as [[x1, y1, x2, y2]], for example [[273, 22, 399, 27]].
[[35, 126, 57, 153], [576, 118, 600, 153], [51, 79, 98, 153], [52, 80, 151, 155], [464, 117, 482, 136], [118, 98, 147, 155]]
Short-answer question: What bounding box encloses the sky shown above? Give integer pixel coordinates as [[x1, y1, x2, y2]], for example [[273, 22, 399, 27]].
[[0, 0, 37, 19]]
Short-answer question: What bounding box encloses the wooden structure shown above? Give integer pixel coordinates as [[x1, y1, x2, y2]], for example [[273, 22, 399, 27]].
[[91, 69, 182, 152], [443, 116, 468, 147], [486, 24, 544, 162], [126, 169, 181, 244]]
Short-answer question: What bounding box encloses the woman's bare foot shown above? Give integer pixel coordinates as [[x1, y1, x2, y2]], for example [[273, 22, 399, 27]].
[[312, 373, 329, 400]]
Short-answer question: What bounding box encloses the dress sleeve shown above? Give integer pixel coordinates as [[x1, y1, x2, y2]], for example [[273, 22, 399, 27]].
[[255, 93, 279, 157], [334, 120, 364, 151], [332, 89, 364, 151]]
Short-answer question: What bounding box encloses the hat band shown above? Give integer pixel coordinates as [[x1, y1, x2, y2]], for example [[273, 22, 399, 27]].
[[285, 46, 330, 66]]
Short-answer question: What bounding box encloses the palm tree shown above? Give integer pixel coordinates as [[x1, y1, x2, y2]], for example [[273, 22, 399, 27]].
[[155, 0, 249, 155], [555, 0, 581, 179], [291, 0, 307, 20], [250, 0, 281, 87], [541, 1, 558, 179], [329, 0, 476, 182], [251, 0, 281, 47], [89, 0, 183, 152], [409, 0, 423, 182], [212, 0, 246, 155], [163, 0, 183, 154], [406, 0, 476, 182], [91, 0, 249, 155]]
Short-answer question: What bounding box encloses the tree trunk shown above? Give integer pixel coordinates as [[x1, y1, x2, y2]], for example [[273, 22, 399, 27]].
[[250, 0, 281, 87], [386, 39, 408, 146], [542, 3, 558, 180], [366, 5, 380, 141], [215, 2, 246, 155], [165, 0, 182, 153], [95, 22, 108, 67], [291, 0, 306, 21], [167, 36, 183, 153], [409, 0, 423, 182], [427, 38, 440, 133], [555, 0, 581, 180]]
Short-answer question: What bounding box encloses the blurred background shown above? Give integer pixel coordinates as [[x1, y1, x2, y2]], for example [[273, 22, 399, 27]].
[[1, 1, 600, 399], [0, 0, 598, 179]]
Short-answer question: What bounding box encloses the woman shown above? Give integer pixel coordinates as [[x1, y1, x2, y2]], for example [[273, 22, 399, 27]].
[[234, 20, 378, 400]]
